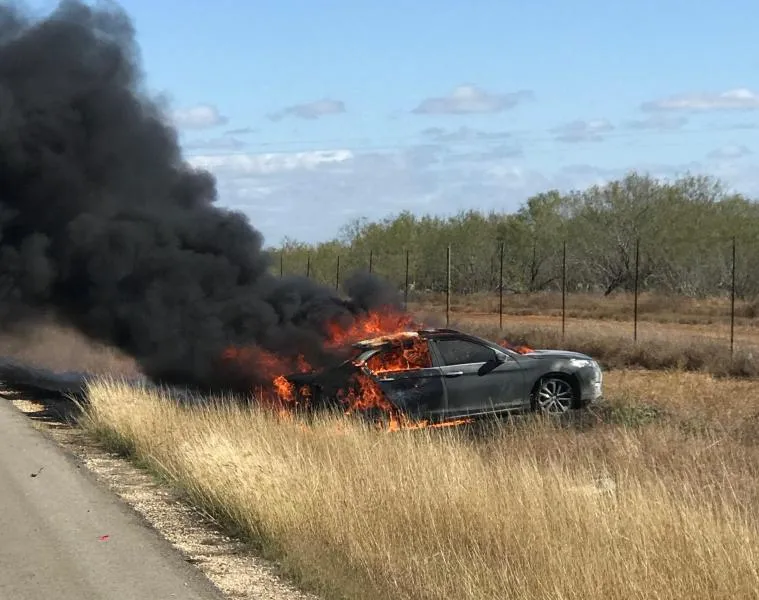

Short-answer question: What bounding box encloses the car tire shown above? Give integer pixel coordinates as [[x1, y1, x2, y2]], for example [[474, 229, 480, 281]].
[[531, 376, 578, 415]]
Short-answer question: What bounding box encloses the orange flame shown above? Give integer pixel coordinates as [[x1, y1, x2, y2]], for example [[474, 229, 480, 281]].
[[340, 372, 474, 433], [222, 309, 473, 431], [363, 336, 432, 373], [324, 310, 417, 349], [499, 339, 534, 354], [272, 375, 295, 399]]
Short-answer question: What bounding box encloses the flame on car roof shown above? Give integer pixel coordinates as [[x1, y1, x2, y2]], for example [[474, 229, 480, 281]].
[[353, 331, 421, 348]]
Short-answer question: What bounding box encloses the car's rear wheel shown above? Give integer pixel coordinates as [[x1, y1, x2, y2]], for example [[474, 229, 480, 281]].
[[533, 376, 576, 415]]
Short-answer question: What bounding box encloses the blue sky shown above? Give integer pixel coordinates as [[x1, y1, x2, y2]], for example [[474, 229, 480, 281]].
[[33, 0, 759, 244]]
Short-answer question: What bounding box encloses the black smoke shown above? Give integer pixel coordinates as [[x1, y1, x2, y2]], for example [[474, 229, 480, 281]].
[[0, 1, 402, 392]]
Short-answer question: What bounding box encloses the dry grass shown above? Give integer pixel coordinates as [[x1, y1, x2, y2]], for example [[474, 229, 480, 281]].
[[81, 375, 759, 600], [413, 290, 759, 325], [446, 317, 759, 379]]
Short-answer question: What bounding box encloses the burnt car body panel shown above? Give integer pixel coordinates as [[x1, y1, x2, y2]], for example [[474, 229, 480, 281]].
[[374, 367, 446, 419], [286, 328, 603, 421]]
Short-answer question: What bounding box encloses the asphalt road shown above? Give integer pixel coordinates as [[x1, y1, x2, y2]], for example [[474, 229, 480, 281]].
[[0, 399, 225, 600]]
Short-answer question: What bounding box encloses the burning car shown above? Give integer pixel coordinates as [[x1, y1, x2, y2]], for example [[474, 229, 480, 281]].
[[284, 327, 603, 425]]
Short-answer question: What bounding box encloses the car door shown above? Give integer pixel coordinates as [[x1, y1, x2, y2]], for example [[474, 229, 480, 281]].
[[364, 340, 448, 421], [430, 336, 525, 418]]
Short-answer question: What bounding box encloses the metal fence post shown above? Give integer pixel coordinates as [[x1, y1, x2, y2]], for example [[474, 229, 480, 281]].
[[633, 238, 640, 343], [499, 242, 504, 330], [404, 249, 410, 310], [335, 255, 340, 290], [731, 236, 736, 358], [561, 240, 567, 341], [446, 245, 451, 327]]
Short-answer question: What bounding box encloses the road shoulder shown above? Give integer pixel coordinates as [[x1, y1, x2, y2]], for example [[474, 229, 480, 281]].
[[4, 396, 318, 600]]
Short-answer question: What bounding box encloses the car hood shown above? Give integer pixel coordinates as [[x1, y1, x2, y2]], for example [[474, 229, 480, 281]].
[[520, 349, 594, 361]]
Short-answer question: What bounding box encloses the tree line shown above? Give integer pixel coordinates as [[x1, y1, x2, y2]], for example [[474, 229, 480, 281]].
[[266, 171, 759, 299]]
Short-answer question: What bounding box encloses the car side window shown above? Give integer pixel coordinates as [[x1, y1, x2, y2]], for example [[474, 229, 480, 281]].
[[435, 339, 495, 366], [365, 339, 433, 373]]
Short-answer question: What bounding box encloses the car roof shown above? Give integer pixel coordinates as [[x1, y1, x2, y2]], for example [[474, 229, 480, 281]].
[[348, 327, 523, 369], [351, 328, 470, 349]]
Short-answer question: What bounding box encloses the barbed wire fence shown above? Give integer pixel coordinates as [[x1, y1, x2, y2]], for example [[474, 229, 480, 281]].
[[276, 235, 749, 357]]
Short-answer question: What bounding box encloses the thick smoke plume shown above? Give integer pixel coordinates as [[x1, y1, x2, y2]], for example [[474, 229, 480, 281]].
[[0, 1, 403, 391]]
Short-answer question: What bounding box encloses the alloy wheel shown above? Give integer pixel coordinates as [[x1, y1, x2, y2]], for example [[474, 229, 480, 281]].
[[536, 378, 575, 414]]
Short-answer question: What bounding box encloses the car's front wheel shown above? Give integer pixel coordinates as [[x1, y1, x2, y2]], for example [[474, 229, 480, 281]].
[[532, 376, 577, 415]]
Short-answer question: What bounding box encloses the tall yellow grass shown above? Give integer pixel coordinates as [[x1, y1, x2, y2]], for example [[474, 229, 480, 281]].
[[82, 378, 759, 600]]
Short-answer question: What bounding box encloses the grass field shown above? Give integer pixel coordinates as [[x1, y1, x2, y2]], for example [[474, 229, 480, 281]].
[[81, 373, 759, 600], [2, 307, 758, 599]]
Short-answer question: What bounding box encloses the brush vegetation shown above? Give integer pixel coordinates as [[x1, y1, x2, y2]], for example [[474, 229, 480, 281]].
[[271, 173, 759, 300], [81, 371, 759, 600]]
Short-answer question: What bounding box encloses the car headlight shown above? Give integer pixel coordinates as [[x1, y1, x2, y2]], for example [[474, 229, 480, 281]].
[[568, 358, 593, 369], [569, 358, 602, 381]]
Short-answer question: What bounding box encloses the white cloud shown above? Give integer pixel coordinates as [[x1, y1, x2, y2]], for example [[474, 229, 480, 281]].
[[642, 89, 759, 111], [552, 119, 614, 143], [187, 143, 759, 245], [186, 145, 606, 243], [625, 115, 688, 131], [225, 127, 258, 135], [420, 126, 512, 143], [707, 144, 752, 160], [171, 104, 228, 130], [412, 85, 534, 115], [470, 144, 523, 160], [268, 99, 346, 121], [188, 149, 354, 176]]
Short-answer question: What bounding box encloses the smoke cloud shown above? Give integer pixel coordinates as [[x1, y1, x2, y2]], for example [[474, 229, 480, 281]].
[[0, 1, 402, 392]]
